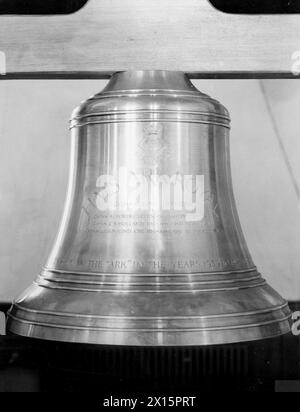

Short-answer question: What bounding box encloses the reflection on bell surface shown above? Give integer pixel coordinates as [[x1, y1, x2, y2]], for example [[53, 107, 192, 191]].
[[7, 70, 291, 346]]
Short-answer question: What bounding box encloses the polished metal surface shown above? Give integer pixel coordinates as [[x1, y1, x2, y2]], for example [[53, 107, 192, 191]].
[[7, 70, 291, 346]]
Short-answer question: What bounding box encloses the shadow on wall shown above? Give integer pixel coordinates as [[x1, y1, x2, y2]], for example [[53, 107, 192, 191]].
[[0, 79, 299, 301]]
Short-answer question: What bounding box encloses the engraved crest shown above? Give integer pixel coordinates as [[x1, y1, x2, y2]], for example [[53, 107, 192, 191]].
[[137, 123, 170, 168]]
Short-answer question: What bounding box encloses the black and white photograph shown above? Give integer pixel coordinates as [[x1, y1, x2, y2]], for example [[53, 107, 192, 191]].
[[0, 0, 300, 397]]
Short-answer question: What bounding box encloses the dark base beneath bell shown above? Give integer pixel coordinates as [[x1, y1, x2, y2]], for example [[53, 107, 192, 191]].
[[3, 329, 300, 392]]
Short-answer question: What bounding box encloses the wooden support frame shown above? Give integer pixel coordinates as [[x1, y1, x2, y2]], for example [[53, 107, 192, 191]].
[[0, 0, 299, 79]]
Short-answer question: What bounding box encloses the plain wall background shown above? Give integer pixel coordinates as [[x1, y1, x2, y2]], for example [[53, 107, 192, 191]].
[[0, 79, 299, 302]]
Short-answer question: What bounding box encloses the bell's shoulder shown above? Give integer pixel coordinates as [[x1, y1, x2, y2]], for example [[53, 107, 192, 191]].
[[70, 88, 230, 122]]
